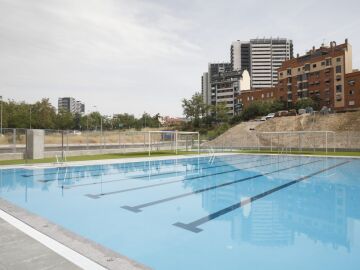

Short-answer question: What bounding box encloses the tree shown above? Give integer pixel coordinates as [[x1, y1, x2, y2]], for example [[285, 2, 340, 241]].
[[55, 110, 75, 130], [212, 103, 229, 123], [295, 98, 315, 110], [182, 92, 209, 128]]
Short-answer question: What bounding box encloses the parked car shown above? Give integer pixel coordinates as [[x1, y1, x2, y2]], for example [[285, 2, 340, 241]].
[[265, 113, 275, 120], [298, 108, 306, 115], [260, 116, 267, 121], [275, 110, 288, 117], [288, 109, 297, 116]]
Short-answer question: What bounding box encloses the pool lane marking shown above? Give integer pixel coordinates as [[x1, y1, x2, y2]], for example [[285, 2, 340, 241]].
[[85, 157, 300, 199], [62, 156, 274, 189], [22, 154, 249, 178], [121, 159, 322, 213], [36, 155, 266, 183], [173, 160, 350, 233]]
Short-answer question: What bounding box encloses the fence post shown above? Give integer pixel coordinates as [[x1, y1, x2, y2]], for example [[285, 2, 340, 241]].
[[198, 132, 200, 155], [61, 130, 64, 160], [325, 132, 328, 154], [13, 129, 16, 153], [148, 131, 151, 156], [175, 131, 178, 155]]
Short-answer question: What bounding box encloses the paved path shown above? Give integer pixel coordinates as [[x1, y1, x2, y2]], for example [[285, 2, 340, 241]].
[[0, 217, 81, 270]]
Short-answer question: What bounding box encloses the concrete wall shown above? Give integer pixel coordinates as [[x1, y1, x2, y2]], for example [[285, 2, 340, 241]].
[[26, 129, 45, 159]]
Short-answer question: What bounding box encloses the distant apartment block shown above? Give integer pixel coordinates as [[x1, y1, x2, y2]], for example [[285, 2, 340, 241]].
[[58, 97, 85, 114], [202, 63, 250, 115], [231, 38, 293, 89], [230, 41, 251, 72]]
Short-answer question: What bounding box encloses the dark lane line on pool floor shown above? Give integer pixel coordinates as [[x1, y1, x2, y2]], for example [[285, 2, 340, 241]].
[[85, 157, 300, 199], [23, 154, 254, 178], [173, 160, 350, 233], [62, 155, 275, 189], [37, 155, 267, 183], [121, 159, 322, 213]]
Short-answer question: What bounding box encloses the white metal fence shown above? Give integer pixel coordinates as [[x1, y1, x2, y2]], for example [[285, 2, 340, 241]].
[[0, 129, 200, 160]]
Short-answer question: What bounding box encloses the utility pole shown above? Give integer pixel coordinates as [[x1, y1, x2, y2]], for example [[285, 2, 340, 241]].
[[29, 105, 32, 129]]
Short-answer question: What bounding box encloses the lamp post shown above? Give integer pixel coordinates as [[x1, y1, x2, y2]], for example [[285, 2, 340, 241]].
[[29, 105, 32, 129]]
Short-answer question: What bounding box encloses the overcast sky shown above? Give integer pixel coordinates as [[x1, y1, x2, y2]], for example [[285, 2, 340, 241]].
[[1, 0, 359, 117]]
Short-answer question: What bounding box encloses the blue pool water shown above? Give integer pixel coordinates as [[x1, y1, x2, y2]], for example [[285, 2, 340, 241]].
[[1, 154, 360, 270]]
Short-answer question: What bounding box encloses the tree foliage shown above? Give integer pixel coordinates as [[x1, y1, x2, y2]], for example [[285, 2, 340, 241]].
[[0, 99, 162, 130]]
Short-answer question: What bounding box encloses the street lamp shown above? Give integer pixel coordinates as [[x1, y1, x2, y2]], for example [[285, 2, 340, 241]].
[[29, 105, 32, 129]]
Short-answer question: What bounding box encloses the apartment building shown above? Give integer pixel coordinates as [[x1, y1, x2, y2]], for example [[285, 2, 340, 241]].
[[236, 39, 360, 112], [230, 41, 251, 72], [58, 97, 85, 114], [231, 38, 293, 89], [250, 38, 293, 89], [277, 39, 354, 111], [202, 63, 251, 115]]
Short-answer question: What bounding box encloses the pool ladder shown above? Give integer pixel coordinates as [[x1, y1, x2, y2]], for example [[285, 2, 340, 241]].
[[55, 151, 67, 165], [208, 147, 215, 164]]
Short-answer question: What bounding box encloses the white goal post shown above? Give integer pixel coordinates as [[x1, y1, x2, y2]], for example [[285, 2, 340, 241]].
[[257, 131, 336, 154], [146, 130, 200, 156]]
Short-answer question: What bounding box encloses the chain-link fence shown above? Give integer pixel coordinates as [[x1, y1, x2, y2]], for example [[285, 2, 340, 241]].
[[202, 130, 360, 152]]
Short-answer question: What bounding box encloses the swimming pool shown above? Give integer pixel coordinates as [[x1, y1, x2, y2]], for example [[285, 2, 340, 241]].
[[1, 154, 360, 270]]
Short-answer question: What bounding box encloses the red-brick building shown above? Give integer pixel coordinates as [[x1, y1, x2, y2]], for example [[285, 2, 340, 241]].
[[237, 39, 360, 112]]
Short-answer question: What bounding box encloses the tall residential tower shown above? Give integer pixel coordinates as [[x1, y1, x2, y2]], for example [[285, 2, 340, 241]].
[[231, 38, 293, 89]]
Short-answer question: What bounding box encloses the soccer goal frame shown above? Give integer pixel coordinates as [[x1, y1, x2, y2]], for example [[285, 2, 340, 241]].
[[257, 131, 336, 154], [146, 130, 200, 156]]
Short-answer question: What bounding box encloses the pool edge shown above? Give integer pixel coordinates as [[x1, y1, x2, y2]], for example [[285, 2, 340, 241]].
[[0, 198, 152, 270]]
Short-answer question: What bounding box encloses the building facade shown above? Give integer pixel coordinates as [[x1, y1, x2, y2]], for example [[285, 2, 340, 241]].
[[231, 38, 293, 89], [58, 97, 85, 114], [202, 62, 251, 115], [250, 38, 293, 89], [230, 41, 251, 72], [277, 39, 354, 111], [237, 39, 360, 112]]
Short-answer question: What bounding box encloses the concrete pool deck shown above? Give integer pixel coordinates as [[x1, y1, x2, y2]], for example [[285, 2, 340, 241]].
[[0, 216, 81, 270]]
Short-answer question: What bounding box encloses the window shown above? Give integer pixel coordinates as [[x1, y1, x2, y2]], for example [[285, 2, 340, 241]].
[[350, 90, 355, 95], [304, 64, 310, 71], [261, 94, 264, 98], [336, 95, 342, 102], [336, 85, 342, 93], [349, 101, 355, 106], [321, 61, 325, 66], [313, 64, 317, 68], [326, 58, 332, 66], [348, 80, 355, 86], [298, 68, 301, 72], [336, 65, 342, 73], [337, 57, 341, 62], [287, 69, 292, 75]]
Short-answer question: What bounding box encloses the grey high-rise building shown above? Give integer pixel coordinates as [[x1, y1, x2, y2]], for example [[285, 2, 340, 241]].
[[231, 41, 251, 72], [58, 97, 85, 114], [202, 63, 251, 116], [231, 38, 293, 89]]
